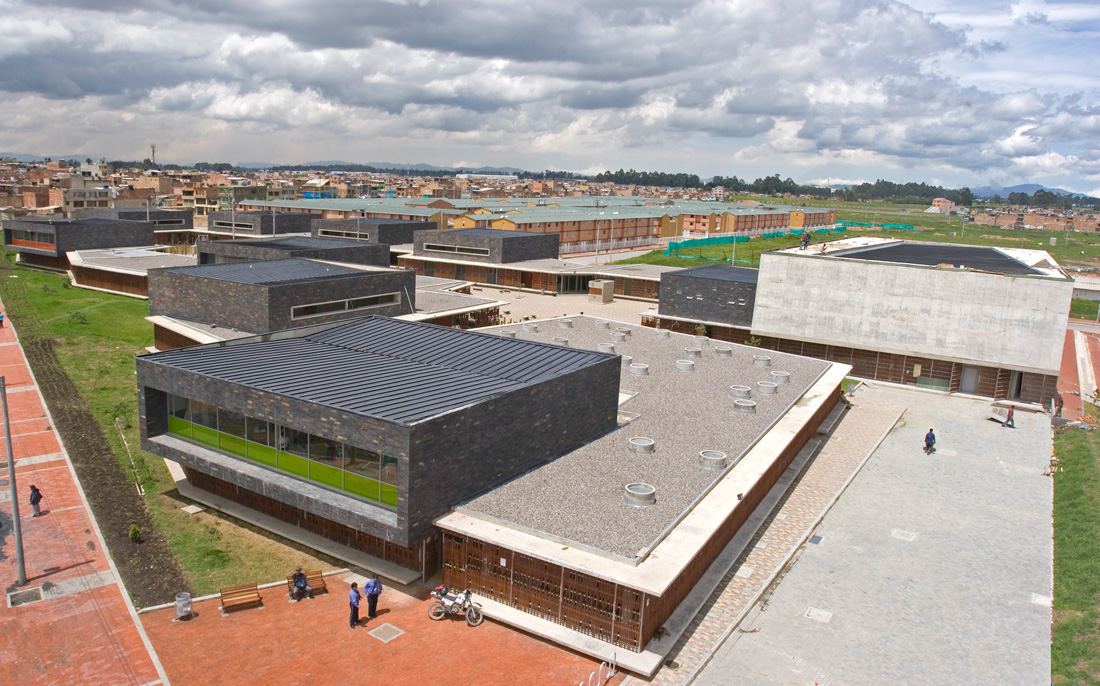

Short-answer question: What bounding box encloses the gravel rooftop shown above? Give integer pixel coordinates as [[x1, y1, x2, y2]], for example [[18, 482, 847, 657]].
[[462, 316, 831, 560]]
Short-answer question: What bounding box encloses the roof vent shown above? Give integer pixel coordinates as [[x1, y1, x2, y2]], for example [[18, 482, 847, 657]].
[[753, 355, 771, 368], [734, 399, 757, 414], [598, 342, 616, 354], [684, 347, 702, 358], [757, 381, 778, 395], [616, 327, 632, 336], [624, 482, 656, 507], [622, 355, 634, 365], [656, 329, 671, 338], [596, 320, 611, 330], [500, 330, 516, 338], [611, 331, 627, 342], [628, 436, 655, 454], [523, 323, 539, 333], [694, 336, 709, 346], [771, 370, 790, 384], [699, 450, 729, 469], [729, 385, 752, 399], [676, 359, 695, 372], [552, 337, 569, 346], [716, 346, 733, 357], [629, 363, 649, 376], [558, 319, 573, 329]]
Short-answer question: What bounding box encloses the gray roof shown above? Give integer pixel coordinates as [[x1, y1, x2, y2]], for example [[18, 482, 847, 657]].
[[833, 242, 1042, 276], [671, 264, 759, 284], [160, 258, 365, 285], [140, 316, 612, 425], [234, 236, 367, 250], [444, 228, 541, 239]]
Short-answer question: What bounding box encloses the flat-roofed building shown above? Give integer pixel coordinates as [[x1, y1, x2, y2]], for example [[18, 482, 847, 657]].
[[4, 217, 155, 271], [196, 236, 389, 268], [75, 207, 194, 246], [204, 210, 318, 238], [312, 217, 434, 246]]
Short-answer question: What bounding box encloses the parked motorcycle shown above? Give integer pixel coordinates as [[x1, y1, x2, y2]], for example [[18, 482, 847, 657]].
[[428, 585, 484, 626]]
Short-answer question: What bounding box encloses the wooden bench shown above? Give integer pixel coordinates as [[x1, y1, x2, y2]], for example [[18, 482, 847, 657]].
[[286, 570, 327, 600], [219, 583, 262, 616]]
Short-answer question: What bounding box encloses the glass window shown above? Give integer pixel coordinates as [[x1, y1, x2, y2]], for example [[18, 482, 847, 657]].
[[218, 409, 247, 439], [309, 435, 344, 467], [168, 394, 189, 420], [345, 446, 381, 480], [246, 417, 275, 446], [381, 455, 398, 486], [292, 300, 347, 318], [278, 426, 309, 457], [190, 399, 218, 429]]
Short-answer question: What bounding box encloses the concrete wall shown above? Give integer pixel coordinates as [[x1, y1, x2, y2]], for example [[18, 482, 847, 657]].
[[752, 252, 1073, 375], [658, 271, 757, 327]]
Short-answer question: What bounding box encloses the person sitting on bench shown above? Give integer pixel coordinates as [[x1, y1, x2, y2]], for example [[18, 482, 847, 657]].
[[291, 567, 312, 601]]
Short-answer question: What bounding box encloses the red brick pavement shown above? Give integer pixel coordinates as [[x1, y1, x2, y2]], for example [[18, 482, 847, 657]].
[[1057, 329, 1083, 420], [0, 310, 165, 686], [141, 575, 623, 686], [637, 398, 905, 686]]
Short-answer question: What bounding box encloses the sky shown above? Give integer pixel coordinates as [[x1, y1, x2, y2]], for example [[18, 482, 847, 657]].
[[0, 0, 1098, 194]]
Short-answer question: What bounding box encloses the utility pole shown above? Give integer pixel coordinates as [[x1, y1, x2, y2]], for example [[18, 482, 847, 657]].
[[230, 199, 238, 239], [3, 377, 27, 586], [150, 143, 156, 169]]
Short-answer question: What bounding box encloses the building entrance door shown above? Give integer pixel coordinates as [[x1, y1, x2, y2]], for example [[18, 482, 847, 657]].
[[960, 365, 979, 394]]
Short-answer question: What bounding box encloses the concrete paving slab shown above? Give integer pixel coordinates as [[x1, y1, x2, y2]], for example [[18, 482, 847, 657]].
[[693, 385, 1052, 686]]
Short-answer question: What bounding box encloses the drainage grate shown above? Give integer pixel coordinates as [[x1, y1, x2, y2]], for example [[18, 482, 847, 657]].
[[8, 588, 43, 607], [804, 607, 833, 623], [809, 535, 823, 545], [368, 623, 405, 644]]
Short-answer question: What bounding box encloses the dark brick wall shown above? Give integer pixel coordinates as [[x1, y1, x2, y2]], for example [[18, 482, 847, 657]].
[[265, 269, 415, 330], [405, 356, 620, 542], [658, 271, 757, 326], [312, 218, 432, 245], [75, 208, 194, 231], [148, 269, 270, 332], [413, 229, 558, 264], [5, 218, 155, 256], [137, 362, 414, 545], [148, 268, 415, 332], [197, 239, 390, 267], [208, 211, 317, 236]]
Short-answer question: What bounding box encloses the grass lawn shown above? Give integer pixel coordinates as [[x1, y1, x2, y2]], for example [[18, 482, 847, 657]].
[[1070, 298, 1100, 320], [1052, 423, 1100, 685], [0, 263, 338, 597], [619, 196, 1100, 270]]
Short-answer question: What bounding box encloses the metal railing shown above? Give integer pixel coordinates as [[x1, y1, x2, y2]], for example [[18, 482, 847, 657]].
[[576, 652, 616, 686]]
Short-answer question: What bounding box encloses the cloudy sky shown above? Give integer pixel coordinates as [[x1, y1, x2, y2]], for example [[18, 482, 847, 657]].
[[1, 0, 1098, 193]]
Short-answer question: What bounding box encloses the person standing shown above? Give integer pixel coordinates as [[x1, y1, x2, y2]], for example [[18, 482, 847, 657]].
[[29, 485, 42, 517], [1003, 406, 1015, 428], [349, 582, 363, 628], [365, 574, 382, 620], [924, 428, 936, 455], [0, 311, 5, 328]]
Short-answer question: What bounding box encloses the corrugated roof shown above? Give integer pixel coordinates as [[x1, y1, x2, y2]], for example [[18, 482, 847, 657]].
[[141, 316, 612, 425], [673, 264, 759, 284], [444, 228, 543, 239], [833, 243, 1042, 276], [161, 258, 364, 285]]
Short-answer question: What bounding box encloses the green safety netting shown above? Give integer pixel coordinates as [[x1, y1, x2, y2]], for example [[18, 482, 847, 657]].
[[837, 221, 873, 227], [833, 226, 847, 233], [814, 228, 830, 234], [789, 229, 804, 235], [881, 224, 916, 230], [665, 235, 749, 257]]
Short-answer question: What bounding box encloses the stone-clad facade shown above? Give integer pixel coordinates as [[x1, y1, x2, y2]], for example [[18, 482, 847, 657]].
[[413, 228, 559, 264], [196, 237, 390, 268], [136, 321, 619, 570], [312, 218, 432, 246], [4, 217, 156, 270], [207, 210, 318, 236], [147, 261, 415, 332], [657, 265, 758, 328], [75, 207, 195, 232]]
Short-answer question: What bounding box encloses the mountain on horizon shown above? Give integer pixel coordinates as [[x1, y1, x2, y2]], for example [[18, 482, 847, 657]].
[[971, 183, 1078, 198]]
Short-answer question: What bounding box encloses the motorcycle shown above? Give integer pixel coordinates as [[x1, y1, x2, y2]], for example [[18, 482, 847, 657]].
[[428, 585, 484, 626]]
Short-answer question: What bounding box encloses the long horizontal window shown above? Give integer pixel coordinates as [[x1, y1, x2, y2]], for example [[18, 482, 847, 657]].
[[291, 292, 400, 320], [422, 243, 490, 257], [8, 229, 55, 247], [165, 394, 398, 509], [318, 229, 371, 241]]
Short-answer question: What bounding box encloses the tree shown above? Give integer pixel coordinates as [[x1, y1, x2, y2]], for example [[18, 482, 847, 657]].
[[958, 187, 974, 207]]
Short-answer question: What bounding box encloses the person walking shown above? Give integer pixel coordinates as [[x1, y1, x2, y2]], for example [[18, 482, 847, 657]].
[[349, 582, 363, 628], [29, 485, 43, 517], [923, 428, 936, 455], [365, 574, 382, 620], [0, 310, 5, 328], [1003, 405, 1015, 428]]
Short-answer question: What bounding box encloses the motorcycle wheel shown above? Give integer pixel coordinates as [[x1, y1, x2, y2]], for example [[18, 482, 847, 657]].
[[428, 601, 447, 621], [465, 604, 484, 627]]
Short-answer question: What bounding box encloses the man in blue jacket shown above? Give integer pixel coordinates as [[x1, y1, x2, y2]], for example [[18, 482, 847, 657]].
[[924, 428, 936, 455], [365, 574, 382, 620]]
